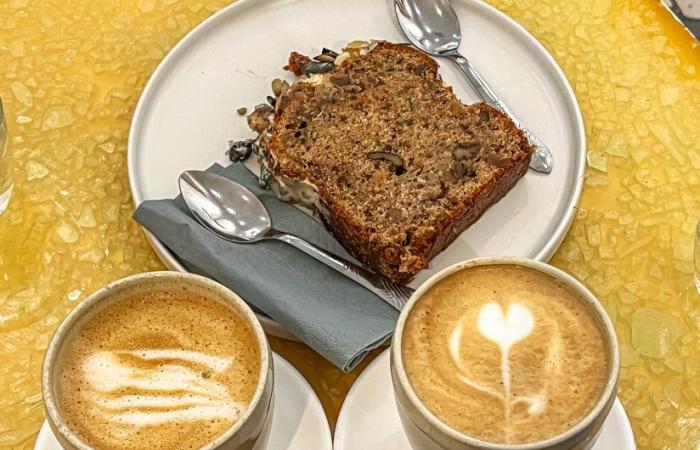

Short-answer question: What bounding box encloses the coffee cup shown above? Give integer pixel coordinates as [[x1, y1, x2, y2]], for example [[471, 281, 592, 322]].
[[42, 271, 273, 450], [391, 257, 619, 450]]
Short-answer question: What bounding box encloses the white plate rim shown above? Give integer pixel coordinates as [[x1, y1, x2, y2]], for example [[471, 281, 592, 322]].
[[333, 349, 635, 450], [127, 0, 586, 338], [34, 352, 333, 450]]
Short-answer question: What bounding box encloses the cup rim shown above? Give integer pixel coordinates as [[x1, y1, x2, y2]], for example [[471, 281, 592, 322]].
[[391, 256, 620, 449], [41, 271, 271, 450]]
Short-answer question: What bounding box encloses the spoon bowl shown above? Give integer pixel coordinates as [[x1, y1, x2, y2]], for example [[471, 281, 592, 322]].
[[394, 0, 461, 56], [179, 170, 271, 242]]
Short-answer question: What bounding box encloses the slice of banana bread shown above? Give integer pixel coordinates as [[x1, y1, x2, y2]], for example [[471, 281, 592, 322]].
[[247, 41, 533, 283]]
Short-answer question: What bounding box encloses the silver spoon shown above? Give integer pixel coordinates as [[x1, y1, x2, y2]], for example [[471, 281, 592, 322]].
[[179, 170, 413, 311], [394, 0, 553, 174]]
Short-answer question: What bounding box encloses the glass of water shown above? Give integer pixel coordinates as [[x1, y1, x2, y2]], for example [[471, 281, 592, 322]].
[[0, 97, 12, 215]]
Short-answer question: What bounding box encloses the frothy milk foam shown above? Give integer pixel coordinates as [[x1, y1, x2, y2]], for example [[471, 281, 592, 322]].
[[403, 265, 609, 444], [54, 288, 260, 450], [82, 350, 243, 426]]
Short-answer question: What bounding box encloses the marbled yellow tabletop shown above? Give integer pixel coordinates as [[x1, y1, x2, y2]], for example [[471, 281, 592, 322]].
[[0, 0, 698, 449]]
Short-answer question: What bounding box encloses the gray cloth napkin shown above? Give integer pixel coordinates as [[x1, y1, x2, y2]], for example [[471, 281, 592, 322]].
[[133, 163, 398, 372]]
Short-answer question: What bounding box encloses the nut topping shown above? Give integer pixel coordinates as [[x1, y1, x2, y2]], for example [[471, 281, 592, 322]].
[[271, 78, 290, 97], [320, 47, 339, 58], [301, 61, 335, 76], [451, 159, 466, 179], [284, 51, 311, 76], [367, 151, 405, 169], [428, 181, 447, 200], [227, 139, 254, 162], [453, 144, 481, 160], [346, 40, 370, 49], [247, 104, 274, 133], [314, 53, 336, 63], [271, 78, 283, 97], [382, 247, 401, 265], [485, 153, 510, 168], [329, 73, 351, 86]]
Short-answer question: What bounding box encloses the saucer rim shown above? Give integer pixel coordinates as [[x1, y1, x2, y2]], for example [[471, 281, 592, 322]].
[[334, 349, 635, 450], [34, 351, 333, 450]]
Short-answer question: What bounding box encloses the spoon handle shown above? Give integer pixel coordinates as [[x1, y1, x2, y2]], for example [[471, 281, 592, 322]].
[[269, 230, 413, 311], [446, 52, 553, 174]]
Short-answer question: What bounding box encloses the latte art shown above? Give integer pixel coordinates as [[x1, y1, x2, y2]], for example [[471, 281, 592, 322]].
[[83, 350, 245, 426], [54, 289, 260, 450], [449, 302, 558, 441], [403, 265, 609, 444], [475, 302, 534, 350]]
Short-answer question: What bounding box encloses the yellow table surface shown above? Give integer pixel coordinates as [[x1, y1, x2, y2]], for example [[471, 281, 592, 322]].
[[0, 0, 698, 448]]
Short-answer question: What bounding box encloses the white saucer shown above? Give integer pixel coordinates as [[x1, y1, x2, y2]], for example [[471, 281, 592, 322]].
[[128, 0, 586, 338], [334, 350, 636, 450], [35, 352, 332, 450]]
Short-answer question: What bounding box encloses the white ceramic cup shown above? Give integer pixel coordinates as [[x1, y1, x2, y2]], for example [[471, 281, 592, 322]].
[[42, 271, 274, 450], [390, 257, 620, 450]]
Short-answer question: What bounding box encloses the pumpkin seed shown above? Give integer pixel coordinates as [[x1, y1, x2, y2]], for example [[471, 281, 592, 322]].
[[271, 78, 283, 97], [236, 107, 247, 115], [321, 47, 339, 58], [301, 61, 335, 76], [346, 40, 369, 49], [280, 80, 290, 95], [314, 53, 336, 63]]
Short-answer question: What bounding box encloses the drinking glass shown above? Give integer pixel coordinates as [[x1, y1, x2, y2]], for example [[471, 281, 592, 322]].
[[0, 97, 13, 214]]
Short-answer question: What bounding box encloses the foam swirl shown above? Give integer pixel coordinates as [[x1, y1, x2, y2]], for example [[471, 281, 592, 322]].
[[82, 350, 245, 426]]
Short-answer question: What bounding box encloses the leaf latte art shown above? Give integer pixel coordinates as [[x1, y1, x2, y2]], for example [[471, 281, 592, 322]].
[[449, 302, 561, 441], [403, 265, 609, 444]]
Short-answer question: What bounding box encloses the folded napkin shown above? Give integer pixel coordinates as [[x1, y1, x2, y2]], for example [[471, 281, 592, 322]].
[[133, 163, 398, 372]]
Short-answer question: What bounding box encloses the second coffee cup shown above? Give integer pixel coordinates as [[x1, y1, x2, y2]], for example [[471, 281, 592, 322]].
[[391, 257, 620, 450]]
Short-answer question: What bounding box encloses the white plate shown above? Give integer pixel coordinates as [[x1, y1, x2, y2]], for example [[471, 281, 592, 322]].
[[34, 353, 332, 450], [128, 0, 585, 337], [334, 350, 636, 450]]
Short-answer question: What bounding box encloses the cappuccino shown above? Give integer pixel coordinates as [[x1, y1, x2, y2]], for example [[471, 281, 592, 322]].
[[53, 288, 260, 450], [402, 264, 609, 445]]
